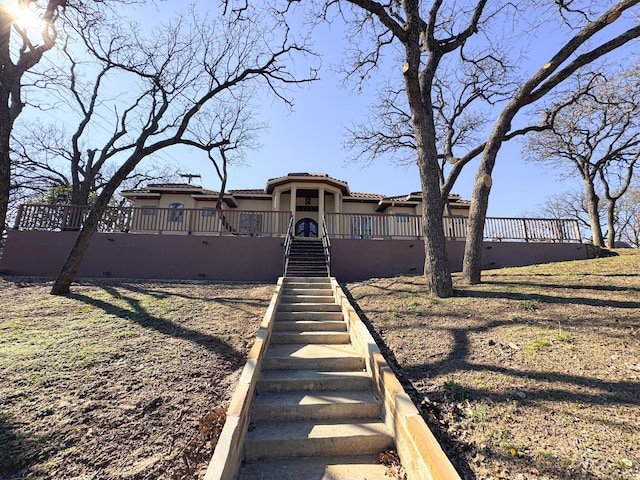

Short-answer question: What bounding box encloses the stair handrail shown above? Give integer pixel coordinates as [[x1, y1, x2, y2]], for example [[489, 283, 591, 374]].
[[321, 214, 331, 276], [283, 214, 294, 276]]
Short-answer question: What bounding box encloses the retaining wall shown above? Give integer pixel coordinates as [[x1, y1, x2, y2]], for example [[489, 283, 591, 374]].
[[0, 230, 588, 281]]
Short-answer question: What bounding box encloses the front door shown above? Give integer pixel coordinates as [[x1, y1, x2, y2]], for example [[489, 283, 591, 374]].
[[295, 218, 318, 237]]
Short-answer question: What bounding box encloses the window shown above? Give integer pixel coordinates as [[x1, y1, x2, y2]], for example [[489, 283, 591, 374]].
[[351, 215, 373, 239], [202, 208, 216, 217], [141, 206, 156, 215], [168, 203, 184, 222], [396, 215, 409, 223], [240, 213, 263, 236]]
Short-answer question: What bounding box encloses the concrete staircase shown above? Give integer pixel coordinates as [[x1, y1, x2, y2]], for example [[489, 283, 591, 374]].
[[284, 238, 329, 277], [237, 277, 393, 479]]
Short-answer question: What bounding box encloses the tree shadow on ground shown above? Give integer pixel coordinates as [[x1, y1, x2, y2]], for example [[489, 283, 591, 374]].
[[68, 287, 245, 366], [113, 281, 271, 319], [0, 413, 53, 480], [342, 283, 640, 480], [0, 414, 27, 478]]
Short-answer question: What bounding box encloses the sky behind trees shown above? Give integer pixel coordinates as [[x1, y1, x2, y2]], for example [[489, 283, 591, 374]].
[[17, 0, 640, 218]]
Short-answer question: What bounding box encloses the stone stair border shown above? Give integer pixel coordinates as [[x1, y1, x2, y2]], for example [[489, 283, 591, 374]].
[[204, 277, 461, 480]]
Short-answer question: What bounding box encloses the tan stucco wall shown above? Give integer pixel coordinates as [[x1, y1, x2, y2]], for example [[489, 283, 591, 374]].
[[235, 198, 272, 211], [124, 185, 470, 227]]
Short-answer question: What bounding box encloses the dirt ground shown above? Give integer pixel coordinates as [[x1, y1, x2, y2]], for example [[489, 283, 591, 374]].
[[1, 251, 638, 480], [346, 251, 640, 480], [0, 278, 273, 480]]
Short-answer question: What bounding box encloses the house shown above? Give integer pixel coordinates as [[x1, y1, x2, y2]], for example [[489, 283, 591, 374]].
[[119, 172, 470, 238], [2, 172, 585, 282]]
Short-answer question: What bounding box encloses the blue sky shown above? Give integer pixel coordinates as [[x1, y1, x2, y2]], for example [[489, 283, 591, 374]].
[[17, 1, 639, 218], [166, 2, 638, 219]]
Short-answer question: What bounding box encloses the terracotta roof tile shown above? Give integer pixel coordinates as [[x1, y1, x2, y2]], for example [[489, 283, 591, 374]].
[[348, 191, 385, 199], [147, 183, 203, 188], [229, 189, 268, 195]]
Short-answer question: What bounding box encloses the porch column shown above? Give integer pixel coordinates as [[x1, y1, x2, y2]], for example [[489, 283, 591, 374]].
[[272, 188, 280, 210], [334, 190, 341, 236], [289, 187, 297, 215], [318, 187, 325, 230]]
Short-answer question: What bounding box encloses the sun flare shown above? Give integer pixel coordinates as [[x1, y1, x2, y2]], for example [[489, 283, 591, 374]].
[[1, 0, 45, 31]]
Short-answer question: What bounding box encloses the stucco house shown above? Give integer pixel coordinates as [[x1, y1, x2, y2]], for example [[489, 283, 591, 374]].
[[119, 172, 470, 238], [3, 171, 585, 282]]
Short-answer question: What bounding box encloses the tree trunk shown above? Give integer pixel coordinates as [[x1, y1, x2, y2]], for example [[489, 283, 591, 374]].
[[461, 167, 491, 284], [419, 157, 453, 297], [0, 121, 10, 238], [584, 181, 604, 246], [50, 154, 143, 295], [49, 194, 108, 295], [462, 108, 514, 284], [605, 199, 616, 249]]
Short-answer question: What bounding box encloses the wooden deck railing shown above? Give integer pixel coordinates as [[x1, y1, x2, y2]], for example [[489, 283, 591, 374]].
[[324, 213, 581, 242], [14, 204, 292, 237], [14, 204, 582, 242]]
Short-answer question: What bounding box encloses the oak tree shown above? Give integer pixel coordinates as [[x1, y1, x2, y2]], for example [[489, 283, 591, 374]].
[[50, 4, 317, 294]]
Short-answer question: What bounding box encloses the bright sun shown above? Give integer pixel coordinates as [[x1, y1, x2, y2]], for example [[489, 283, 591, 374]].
[[1, 1, 45, 31]]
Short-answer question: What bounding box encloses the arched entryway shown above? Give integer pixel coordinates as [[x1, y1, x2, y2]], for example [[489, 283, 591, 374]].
[[295, 218, 318, 237]]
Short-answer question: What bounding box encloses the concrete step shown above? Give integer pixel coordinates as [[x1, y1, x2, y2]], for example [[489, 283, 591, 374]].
[[281, 288, 333, 296], [237, 455, 392, 480], [278, 303, 342, 312], [281, 295, 336, 304], [285, 272, 329, 277], [273, 320, 346, 332], [287, 265, 328, 277], [257, 369, 372, 393], [252, 390, 381, 421], [283, 281, 332, 288], [263, 344, 364, 371], [288, 258, 326, 263], [270, 330, 350, 344], [244, 419, 392, 459], [276, 311, 344, 321], [283, 276, 331, 283]]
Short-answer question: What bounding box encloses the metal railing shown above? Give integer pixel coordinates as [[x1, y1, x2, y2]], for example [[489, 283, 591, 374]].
[[321, 215, 331, 276], [14, 204, 582, 243], [283, 215, 294, 276]]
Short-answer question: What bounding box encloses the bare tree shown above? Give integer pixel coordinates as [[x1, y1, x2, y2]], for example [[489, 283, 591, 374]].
[[0, 0, 141, 241], [524, 66, 640, 248], [10, 51, 183, 211], [462, 1, 640, 283], [536, 190, 596, 242], [617, 186, 640, 247], [251, 0, 640, 295], [537, 185, 640, 247], [49, 5, 316, 294]]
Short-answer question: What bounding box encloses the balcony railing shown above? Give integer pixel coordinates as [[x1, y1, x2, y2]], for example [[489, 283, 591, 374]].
[[14, 204, 291, 237], [14, 204, 582, 243], [323, 213, 581, 242]]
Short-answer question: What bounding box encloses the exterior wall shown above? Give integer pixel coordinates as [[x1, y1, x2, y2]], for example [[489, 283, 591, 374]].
[[0, 231, 284, 282], [388, 206, 418, 216], [341, 201, 380, 214], [329, 239, 588, 282], [1, 230, 587, 282], [157, 193, 198, 209], [235, 198, 272, 211]]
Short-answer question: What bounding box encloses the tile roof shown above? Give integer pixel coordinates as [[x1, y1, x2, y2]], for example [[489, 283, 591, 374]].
[[146, 183, 202, 188], [229, 189, 268, 195], [348, 192, 385, 199]]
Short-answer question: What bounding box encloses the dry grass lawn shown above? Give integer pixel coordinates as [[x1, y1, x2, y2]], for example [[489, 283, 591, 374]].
[[1, 250, 638, 480], [346, 250, 640, 480], [0, 279, 272, 479]]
